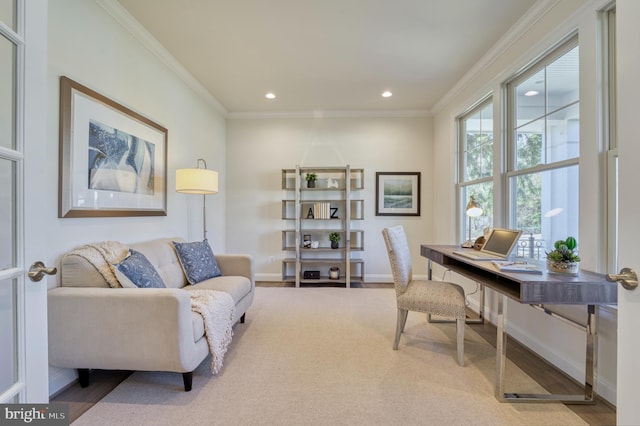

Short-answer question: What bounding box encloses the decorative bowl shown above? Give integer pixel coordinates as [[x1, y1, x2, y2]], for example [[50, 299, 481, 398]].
[[546, 260, 579, 275]]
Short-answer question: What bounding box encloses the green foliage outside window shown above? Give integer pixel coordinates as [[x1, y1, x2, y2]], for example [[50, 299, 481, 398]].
[[465, 132, 493, 181], [515, 133, 543, 234], [464, 131, 544, 236]]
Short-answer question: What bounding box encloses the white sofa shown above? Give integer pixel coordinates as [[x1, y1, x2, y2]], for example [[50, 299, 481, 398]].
[[47, 237, 254, 391]]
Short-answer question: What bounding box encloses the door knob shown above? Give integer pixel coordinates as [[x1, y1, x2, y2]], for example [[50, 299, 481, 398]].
[[606, 267, 638, 290], [28, 261, 57, 282]]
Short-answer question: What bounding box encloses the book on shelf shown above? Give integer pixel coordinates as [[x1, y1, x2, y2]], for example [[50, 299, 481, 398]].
[[314, 202, 330, 219], [491, 260, 542, 274]]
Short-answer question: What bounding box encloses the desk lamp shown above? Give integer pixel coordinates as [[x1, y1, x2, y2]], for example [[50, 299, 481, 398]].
[[462, 195, 483, 248], [176, 159, 218, 240]]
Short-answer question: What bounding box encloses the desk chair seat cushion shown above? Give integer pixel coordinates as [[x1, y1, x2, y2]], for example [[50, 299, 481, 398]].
[[397, 280, 466, 320]]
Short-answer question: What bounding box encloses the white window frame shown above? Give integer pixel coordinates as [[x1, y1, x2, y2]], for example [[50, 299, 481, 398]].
[[456, 95, 493, 244], [601, 5, 618, 273], [504, 35, 580, 259]]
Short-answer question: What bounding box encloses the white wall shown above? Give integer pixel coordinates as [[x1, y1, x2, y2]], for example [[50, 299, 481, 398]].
[[226, 115, 435, 281], [432, 0, 617, 404], [46, 0, 226, 395]]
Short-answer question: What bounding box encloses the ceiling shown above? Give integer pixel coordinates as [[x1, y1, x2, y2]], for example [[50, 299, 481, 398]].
[[116, 0, 538, 114]]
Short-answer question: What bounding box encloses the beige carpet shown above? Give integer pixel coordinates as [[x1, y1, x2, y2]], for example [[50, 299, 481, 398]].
[[74, 287, 586, 425]]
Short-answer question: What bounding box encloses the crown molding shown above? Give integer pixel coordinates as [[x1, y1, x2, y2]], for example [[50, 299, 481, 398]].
[[96, 0, 228, 116], [432, 0, 561, 114], [227, 109, 432, 120]]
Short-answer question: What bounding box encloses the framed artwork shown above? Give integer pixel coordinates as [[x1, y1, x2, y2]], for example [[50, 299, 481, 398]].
[[58, 76, 167, 218], [375, 172, 421, 216]]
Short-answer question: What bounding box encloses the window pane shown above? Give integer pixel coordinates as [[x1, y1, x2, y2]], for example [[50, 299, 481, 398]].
[[512, 165, 579, 259], [0, 158, 15, 270], [547, 46, 579, 110], [516, 120, 544, 170], [464, 103, 493, 181], [0, 35, 15, 150], [512, 41, 578, 171], [516, 69, 545, 122], [0, 0, 15, 31], [547, 103, 579, 162], [0, 278, 17, 392], [462, 182, 493, 241]]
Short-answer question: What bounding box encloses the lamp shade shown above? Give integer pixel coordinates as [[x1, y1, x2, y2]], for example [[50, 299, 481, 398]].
[[465, 196, 483, 217], [176, 168, 218, 194]]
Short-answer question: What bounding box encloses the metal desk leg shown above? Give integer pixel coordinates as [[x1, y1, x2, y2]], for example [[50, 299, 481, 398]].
[[496, 295, 507, 400], [497, 299, 597, 404], [584, 304, 597, 401]]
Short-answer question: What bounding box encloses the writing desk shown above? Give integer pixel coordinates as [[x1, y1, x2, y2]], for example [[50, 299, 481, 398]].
[[421, 244, 617, 404]]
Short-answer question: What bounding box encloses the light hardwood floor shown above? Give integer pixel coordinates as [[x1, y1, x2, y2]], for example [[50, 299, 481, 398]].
[[52, 282, 616, 424]]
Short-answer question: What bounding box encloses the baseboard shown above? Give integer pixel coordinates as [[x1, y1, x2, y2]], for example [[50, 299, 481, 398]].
[[363, 273, 397, 283], [255, 273, 283, 282], [257, 273, 400, 283], [49, 366, 77, 398]]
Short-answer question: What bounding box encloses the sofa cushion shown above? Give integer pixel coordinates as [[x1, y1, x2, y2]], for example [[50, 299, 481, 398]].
[[130, 238, 187, 289], [114, 249, 166, 288], [172, 240, 222, 284], [184, 276, 252, 305]]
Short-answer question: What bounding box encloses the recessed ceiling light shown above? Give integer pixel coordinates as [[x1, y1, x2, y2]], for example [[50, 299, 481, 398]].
[[265, 92, 276, 99], [524, 90, 539, 97], [381, 91, 392, 98]]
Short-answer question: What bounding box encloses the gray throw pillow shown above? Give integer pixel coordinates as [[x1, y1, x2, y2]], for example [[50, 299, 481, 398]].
[[172, 240, 222, 285], [114, 249, 166, 288]]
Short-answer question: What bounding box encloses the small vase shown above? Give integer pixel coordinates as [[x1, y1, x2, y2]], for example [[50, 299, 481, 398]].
[[329, 267, 340, 280], [307, 180, 315, 188], [547, 260, 579, 275], [331, 241, 339, 249]]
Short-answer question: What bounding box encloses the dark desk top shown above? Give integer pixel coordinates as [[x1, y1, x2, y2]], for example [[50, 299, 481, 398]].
[[421, 244, 617, 305]]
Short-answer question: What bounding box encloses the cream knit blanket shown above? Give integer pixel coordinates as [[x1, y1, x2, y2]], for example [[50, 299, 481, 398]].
[[65, 241, 130, 288], [189, 289, 235, 374]]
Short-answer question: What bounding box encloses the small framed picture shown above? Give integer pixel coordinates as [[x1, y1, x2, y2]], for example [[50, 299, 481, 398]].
[[375, 172, 421, 216], [303, 234, 312, 248]]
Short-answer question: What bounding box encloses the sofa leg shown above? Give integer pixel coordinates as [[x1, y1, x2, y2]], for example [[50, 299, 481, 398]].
[[240, 313, 246, 324], [78, 369, 90, 388], [182, 372, 193, 392]]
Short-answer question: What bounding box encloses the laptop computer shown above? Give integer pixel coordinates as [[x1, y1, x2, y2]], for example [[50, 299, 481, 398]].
[[453, 228, 522, 260]]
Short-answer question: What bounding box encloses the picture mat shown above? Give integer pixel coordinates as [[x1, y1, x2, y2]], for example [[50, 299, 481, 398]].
[[69, 89, 166, 211], [375, 172, 420, 216]]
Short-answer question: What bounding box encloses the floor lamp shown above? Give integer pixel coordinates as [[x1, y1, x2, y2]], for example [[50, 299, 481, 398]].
[[176, 159, 218, 240], [462, 195, 483, 248]]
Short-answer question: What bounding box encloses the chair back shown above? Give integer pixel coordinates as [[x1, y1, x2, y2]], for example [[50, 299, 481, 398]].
[[381, 226, 412, 295]]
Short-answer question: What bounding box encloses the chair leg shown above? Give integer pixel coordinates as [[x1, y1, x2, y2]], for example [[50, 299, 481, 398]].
[[393, 309, 409, 350], [456, 318, 464, 366]]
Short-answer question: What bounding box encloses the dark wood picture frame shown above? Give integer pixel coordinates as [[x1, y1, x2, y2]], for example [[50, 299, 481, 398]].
[[375, 172, 421, 216], [58, 76, 168, 218]]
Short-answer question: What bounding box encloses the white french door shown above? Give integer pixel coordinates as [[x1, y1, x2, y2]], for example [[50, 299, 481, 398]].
[[0, 0, 49, 403], [615, 0, 640, 423]]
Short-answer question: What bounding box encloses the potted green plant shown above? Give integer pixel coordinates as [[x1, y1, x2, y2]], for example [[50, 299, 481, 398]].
[[545, 236, 580, 275], [305, 173, 317, 188], [329, 232, 341, 249]]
